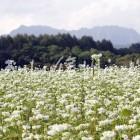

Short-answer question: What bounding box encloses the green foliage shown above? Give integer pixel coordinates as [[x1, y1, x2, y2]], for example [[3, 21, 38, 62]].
[[0, 34, 140, 68], [120, 109, 132, 117]]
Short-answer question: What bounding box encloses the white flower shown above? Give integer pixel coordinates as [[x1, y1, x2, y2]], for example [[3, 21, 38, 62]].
[[22, 125, 31, 130], [122, 134, 129, 140], [132, 135, 140, 140], [91, 53, 102, 60], [43, 115, 49, 121], [32, 125, 41, 130], [75, 123, 89, 131], [99, 119, 113, 127], [33, 134, 42, 139], [47, 124, 72, 136], [98, 107, 106, 114], [101, 131, 116, 140], [71, 107, 80, 113], [81, 136, 93, 140], [35, 114, 43, 120], [115, 124, 136, 132], [2, 112, 10, 116]]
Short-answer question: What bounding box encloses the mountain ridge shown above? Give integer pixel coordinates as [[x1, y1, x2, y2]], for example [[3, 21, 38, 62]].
[[10, 25, 140, 48]]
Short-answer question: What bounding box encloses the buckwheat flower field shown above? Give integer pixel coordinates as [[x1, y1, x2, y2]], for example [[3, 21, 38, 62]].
[[0, 66, 140, 140]]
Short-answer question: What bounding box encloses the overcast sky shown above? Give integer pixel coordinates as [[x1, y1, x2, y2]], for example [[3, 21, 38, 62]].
[[0, 0, 140, 35]]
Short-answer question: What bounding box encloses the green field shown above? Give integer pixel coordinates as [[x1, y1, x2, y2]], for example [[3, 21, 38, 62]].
[[0, 67, 140, 140]]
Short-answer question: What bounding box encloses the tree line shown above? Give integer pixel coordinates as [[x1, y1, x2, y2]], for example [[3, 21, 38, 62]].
[[0, 34, 140, 68]]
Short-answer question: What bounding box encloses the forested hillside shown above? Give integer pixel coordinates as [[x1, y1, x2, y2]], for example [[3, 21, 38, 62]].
[[0, 34, 140, 68]]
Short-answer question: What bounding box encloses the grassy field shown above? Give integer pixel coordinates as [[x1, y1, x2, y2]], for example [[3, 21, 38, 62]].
[[0, 66, 140, 140]]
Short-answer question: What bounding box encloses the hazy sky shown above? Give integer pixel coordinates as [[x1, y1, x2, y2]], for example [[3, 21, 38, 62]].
[[0, 0, 140, 35]]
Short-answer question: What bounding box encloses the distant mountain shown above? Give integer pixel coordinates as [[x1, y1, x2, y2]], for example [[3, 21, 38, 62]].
[[10, 25, 66, 36], [10, 25, 140, 48], [71, 26, 140, 48]]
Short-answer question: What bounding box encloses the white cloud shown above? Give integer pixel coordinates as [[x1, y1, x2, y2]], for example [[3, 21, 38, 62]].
[[0, 0, 140, 34], [0, 15, 33, 34], [66, 0, 140, 31]]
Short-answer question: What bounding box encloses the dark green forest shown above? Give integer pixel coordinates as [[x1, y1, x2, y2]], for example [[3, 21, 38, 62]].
[[0, 34, 140, 68]]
